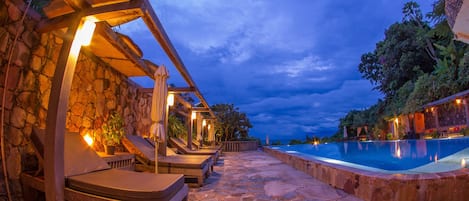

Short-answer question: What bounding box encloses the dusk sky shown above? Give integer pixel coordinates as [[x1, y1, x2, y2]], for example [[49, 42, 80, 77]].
[[120, 0, 434, 141]]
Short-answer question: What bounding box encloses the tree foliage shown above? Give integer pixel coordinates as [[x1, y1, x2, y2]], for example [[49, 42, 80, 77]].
[[358, 3, 436, 97], [339, 0, 469, 141], [211, 104, 253, 141]]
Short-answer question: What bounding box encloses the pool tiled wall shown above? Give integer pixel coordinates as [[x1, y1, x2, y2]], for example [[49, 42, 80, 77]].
[[264, 147, 469, 201]]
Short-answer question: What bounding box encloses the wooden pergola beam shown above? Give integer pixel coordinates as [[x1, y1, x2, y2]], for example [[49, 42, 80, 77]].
[[38, 0, 216, 119], [93, 22, 153, 77], [138, 87, 195, 94], [44, 16, 84, 201], [191, 107, 210, 112], [174, 94, 192, 109], [139, 1, 215, 119], [37, 0, 144, 33], [169, 87, 196, 93]]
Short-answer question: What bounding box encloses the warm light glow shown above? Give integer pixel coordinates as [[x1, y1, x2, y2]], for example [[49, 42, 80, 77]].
[[191, 112, 196, 120], [208, 124, 211, 130], [456, 98, 462, 105], [430, 107, 435, 112], [167, 93, 174, 106], [75, 18, 96, 46], [396, 146, 401, 158], [313, 141, 319, 145], [394, 118, 399, 124], [462, 158, 466, 168], [202, 119, 206, 127], [83, 133, 93, 147]]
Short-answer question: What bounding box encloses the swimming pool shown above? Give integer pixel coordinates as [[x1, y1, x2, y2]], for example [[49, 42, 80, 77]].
[[271, 138, 469, 173]]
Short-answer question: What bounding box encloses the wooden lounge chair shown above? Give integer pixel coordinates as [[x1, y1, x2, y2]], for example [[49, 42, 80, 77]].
[[21, 128, 188, 201], [122, 135, 211, 187], [178, 137, 223, 153], [168, 137, 220, 164]]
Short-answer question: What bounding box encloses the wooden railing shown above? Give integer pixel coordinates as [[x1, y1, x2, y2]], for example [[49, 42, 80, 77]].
[[222, 141, 258, 152]]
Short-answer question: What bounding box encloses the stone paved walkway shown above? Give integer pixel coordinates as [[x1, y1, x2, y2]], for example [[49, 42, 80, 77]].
[[188, 150, 362, 201]]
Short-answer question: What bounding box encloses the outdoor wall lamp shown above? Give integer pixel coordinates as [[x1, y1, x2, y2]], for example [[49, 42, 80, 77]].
[[191, 111, 196, 120], [83, 133, 94, 147], [167, 93, 174, 106]]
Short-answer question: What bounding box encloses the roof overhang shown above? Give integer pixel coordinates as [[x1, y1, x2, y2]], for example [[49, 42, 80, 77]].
[[39, 0, 215, 117]]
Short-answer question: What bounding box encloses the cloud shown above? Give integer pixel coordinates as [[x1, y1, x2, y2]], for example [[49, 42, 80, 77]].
[[243, 80, 382, 138], [272, 55, 333, 78], [147, 0, 317, 64]]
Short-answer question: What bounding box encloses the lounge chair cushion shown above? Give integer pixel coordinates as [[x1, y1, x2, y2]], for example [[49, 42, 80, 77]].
[[123, 135, 155, 164], [158, 155, 209, 169], [64, 132, 110, 177], [170, 138, 218, 155], [31, 128, 110, 177], [67, 169, 185, 201], [124, 135, 210, 168]]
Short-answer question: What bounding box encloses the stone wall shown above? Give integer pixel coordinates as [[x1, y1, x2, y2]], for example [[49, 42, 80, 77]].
[[0, 0, 154, 199]]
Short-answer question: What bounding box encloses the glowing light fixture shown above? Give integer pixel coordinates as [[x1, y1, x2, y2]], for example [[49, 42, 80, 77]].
[[462, 158, 467, 168], [76, 18, 96, 46], [456, 98, 462, 105], [83, 133, 94, 147], [208, 124, 211, 130], [167, 93, 174, 106], [394, 118, 399, 124], [202, 119, 206, 127], [396, 146, 401, 158], [191, 112, 196, 120]]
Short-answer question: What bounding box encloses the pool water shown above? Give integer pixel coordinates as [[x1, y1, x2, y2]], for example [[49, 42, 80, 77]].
[[272, 138, 469, 171]]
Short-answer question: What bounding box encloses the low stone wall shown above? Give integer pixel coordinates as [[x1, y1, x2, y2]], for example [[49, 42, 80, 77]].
[[264, 147, 469, 201], [222, 141, 258, 152]]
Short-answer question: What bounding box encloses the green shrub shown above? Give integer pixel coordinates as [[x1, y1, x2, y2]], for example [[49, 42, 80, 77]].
[[430, 131, 440, 138]]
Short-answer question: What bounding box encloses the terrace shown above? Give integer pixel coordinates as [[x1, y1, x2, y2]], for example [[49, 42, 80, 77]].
[[1, 0, 469, 201]]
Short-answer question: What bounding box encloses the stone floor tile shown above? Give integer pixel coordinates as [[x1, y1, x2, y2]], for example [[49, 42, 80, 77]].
[[188, 151, 362, 201]]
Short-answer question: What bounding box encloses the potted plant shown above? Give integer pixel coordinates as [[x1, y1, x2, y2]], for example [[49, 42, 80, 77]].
[[102, 112, 124, 155]]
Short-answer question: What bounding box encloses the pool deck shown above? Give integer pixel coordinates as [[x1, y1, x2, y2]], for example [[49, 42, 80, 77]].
[[188, 150, 362, 201]]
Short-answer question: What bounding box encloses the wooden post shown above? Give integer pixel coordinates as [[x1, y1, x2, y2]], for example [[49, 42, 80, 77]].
[[434, 107, 440, 133], [187, 109, 193, 150], [464, 99, 469, 128], [44, 17, 83, 201], [161, 104, 169, 156]]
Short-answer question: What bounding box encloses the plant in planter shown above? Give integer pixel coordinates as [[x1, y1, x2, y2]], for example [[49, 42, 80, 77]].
[[102, 112, 124, 155]]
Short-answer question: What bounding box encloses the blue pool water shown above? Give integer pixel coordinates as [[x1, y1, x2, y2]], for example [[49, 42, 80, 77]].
[[272, 138, 469, 171]]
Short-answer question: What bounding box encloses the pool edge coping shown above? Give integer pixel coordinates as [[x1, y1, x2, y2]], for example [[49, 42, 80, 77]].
[[264, 146, 469, 201]]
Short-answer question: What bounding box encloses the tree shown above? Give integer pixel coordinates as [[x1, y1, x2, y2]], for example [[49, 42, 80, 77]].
[[211, 104, 253, 141], [358, 2, 436, 97]]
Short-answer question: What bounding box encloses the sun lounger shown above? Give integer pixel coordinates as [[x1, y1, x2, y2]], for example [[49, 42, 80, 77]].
[[21, 128, 188, 201], [168, 137, 220, 164], [178, 137, 223, 153], [122, 135, 211, 186]]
